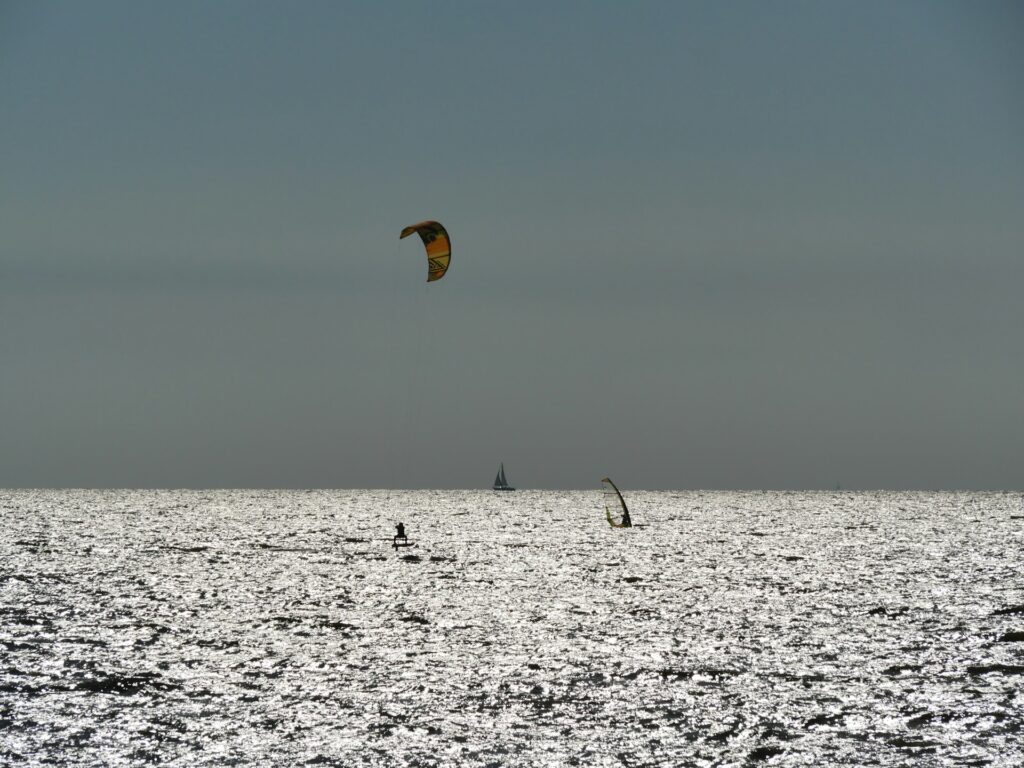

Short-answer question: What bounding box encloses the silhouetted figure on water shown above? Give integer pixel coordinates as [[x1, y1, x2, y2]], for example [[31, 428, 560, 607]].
[[393, 522, 407, 547]]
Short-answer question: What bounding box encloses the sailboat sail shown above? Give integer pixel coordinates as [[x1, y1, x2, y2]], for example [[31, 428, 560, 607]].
[[602, 477, 632, 528], [493, 462, 515, 491]]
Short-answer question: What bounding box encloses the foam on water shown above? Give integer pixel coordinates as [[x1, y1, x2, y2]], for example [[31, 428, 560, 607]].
[[1, 490, 1022, 766]]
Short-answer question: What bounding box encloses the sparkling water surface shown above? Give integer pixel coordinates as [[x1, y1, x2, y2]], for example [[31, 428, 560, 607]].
[[2, 490, 1022, 766]]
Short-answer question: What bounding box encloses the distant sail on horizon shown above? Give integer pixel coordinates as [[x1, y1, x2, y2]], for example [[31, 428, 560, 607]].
[[493, 462, 515, 491], [602, 477, 632, 528]]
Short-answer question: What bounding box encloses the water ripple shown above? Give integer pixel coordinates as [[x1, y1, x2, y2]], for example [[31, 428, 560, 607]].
[[0, 489, 1022, 765]]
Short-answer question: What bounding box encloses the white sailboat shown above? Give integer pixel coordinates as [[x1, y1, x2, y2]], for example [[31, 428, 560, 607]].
[[492, 463, 515, 491]]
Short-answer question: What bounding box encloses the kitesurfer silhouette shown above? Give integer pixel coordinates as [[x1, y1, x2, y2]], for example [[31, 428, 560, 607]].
[[394, 522, 407, 546]]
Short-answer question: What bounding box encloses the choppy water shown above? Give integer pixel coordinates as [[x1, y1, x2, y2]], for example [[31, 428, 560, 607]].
[[1, 490, 1022, 766]]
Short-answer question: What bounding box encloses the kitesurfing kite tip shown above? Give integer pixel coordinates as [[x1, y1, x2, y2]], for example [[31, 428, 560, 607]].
[[400, 220, 451, 282]]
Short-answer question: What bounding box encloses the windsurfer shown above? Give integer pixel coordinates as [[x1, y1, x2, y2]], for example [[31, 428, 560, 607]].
[[602, 477, 634, 528]]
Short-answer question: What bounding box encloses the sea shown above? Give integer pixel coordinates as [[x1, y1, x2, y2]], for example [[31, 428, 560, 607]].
[[1, 490, 1022, 767]]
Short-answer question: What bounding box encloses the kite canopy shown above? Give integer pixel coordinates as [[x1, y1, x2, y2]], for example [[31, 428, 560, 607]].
[[399, 220, 451, 282]]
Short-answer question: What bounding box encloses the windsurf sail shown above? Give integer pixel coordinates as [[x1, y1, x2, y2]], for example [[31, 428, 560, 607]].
[[399, 220, 451, 282], [602, 477, 632, 528]]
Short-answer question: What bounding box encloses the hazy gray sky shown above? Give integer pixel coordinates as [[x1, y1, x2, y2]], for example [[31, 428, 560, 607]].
[[2, 1, 1022, 489]]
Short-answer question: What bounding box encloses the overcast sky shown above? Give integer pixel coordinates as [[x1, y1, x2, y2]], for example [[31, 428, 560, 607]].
[[2, 1, 1022, 489]]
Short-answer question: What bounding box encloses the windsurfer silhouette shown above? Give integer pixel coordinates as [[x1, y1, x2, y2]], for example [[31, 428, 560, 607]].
[[602, 477, 633, 528]]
